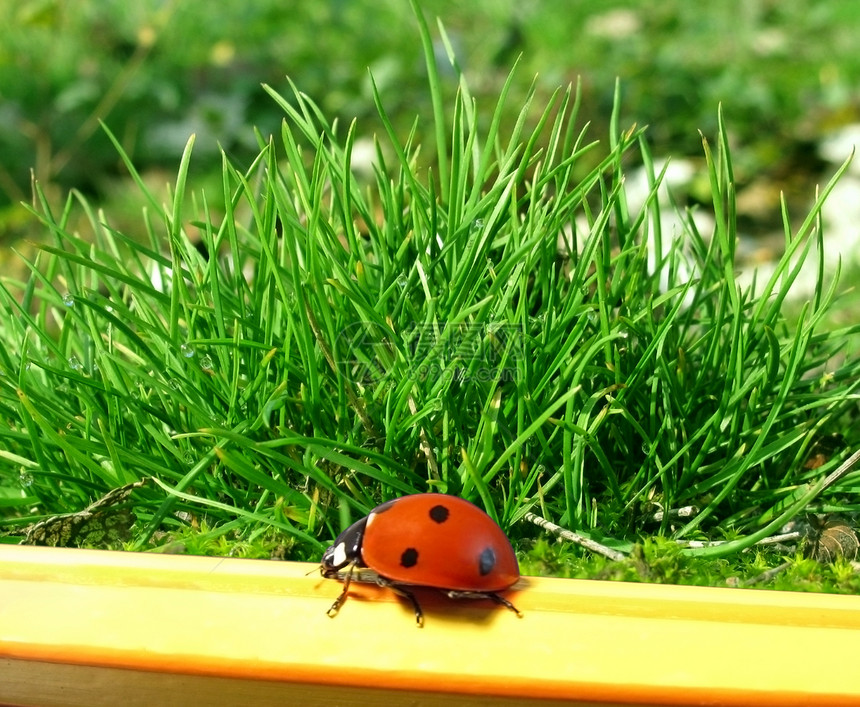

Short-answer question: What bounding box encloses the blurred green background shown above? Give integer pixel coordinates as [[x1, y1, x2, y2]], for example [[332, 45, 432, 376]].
[[2, 0, 859, 246]]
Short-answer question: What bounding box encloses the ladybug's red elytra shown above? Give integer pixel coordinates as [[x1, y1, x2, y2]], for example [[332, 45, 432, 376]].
[[321, 493, 522, 627]]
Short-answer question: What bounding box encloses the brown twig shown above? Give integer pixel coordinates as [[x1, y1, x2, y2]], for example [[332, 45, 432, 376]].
[[524, 512, 627, 562]]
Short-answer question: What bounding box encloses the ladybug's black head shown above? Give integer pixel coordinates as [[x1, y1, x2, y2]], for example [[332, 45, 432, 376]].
[[320, 515, 368, 578]]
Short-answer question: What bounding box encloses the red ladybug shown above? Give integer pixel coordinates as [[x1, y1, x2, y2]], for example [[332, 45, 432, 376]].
[[321, 493, 521, 626]]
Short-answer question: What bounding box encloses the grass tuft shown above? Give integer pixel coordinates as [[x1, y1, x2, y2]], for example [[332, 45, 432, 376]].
[[1, 10, 859, 572]]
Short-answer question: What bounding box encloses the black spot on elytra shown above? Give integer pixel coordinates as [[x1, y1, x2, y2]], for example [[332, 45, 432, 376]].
[[429, 504, 449, 523], [401, 547, 419, 568], [478, 547, 496, 576]]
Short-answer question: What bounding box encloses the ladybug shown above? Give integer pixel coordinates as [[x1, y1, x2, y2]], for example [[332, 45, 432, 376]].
[[321, 493, 522, 627]]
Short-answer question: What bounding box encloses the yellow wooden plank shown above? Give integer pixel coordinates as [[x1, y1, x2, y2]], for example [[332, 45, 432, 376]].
[[0, 659, 637, 707], [1, 544, 860, 706]]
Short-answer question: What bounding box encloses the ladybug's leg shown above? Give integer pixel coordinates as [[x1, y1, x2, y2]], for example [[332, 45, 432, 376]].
[[327, 563, 354, 618], [377, 577, 424, 627], [445, 590, 523, 617], [485, 592, 523, 617]]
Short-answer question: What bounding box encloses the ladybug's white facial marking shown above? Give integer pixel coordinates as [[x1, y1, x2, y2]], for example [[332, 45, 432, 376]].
[[329, 541, 348, 569]]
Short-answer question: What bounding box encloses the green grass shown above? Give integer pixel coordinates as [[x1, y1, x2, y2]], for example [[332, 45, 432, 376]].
[[521, 536, 860, 595], [1, 6, 860, 582]]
